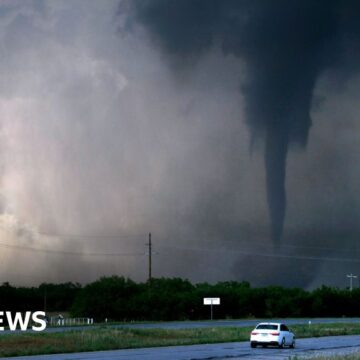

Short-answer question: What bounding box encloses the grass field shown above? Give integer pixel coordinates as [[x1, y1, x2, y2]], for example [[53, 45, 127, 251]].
[[1, 322, 360, 357]]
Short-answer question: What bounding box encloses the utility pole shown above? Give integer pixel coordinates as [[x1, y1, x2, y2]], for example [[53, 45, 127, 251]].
[[347, 273, 357, 291], [147, 233, 152, 282]]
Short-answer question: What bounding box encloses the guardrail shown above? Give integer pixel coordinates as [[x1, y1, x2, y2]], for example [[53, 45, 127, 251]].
[[50, 317, 94, 326]]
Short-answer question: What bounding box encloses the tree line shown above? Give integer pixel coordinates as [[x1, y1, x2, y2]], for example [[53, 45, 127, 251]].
[[1, 277, 360, 321]]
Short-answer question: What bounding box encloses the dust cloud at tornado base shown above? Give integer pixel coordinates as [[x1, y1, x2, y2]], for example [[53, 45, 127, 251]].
[[0, 1, 359, 287]]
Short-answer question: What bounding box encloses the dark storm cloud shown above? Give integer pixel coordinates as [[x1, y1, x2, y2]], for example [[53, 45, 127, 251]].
[[2, 0, 360, 288], [126, 0, 360, 243]]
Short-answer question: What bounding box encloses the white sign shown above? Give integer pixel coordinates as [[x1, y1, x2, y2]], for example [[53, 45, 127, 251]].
[[203, 297, 220, 305]]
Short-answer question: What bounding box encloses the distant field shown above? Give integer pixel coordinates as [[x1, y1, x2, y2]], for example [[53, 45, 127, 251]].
[[1, 323, 360, 357]]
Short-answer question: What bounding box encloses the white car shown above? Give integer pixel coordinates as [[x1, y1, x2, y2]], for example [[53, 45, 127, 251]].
[[250, 322, 295, 348]]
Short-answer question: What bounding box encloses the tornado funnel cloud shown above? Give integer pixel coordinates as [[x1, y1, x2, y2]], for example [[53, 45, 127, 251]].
[[127, 0, 360, 247], [265, 126, 289, 243]]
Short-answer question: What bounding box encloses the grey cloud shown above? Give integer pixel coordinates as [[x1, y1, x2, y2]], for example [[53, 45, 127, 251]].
[[0, 1, 359, 287]]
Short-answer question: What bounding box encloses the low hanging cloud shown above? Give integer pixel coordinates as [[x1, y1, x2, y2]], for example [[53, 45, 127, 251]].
[[125, 0, 360, 245], [0, 0, 359, 287]]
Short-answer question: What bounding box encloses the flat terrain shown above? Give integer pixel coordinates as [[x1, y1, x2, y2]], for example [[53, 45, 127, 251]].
[[0, 322, 360, 358], [7, 317, 360, 334], [1, 335, 360, 359], [118, 318, 360, 330]]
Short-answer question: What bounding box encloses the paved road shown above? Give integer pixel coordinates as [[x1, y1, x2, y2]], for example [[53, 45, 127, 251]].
[[1, 335, 360, 359], [118, 317, 360, 329], [4, 317, 360, 334]]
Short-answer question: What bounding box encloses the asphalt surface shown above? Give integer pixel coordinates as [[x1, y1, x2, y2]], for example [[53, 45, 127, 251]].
[[7, 317, 360, 334], [1, 335, 360, 359], [119, 317, 360, 330]]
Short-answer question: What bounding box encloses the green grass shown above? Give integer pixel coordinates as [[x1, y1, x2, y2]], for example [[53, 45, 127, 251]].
[[0, 322, 360, 357], [0, 327, 250, 357], [291, 322, 360, 337]]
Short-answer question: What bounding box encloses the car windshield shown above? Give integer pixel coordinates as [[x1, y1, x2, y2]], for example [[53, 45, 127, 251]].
[[256, 324, 278, 330]]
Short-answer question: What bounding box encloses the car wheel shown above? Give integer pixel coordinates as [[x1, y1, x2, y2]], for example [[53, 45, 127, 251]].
[[251, 342, 257, 348], [279, 337, 285, 349], [290, 339, 295, 349]]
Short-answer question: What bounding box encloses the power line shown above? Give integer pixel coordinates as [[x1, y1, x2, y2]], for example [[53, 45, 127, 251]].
[[3, 225, 357, 253], [1, 235, 359, 264], [0, 242, 145, 257], [155, 235, 358, 253], [38, 231, 147, 239], [158, 244, 360, 264]]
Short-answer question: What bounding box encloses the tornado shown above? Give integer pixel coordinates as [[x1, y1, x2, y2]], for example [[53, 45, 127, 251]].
[[125, 0, 360, 244], [265, 126, 288, 243]]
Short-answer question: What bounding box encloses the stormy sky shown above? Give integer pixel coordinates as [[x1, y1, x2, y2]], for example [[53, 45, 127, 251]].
[[1, 0, 360, 288]]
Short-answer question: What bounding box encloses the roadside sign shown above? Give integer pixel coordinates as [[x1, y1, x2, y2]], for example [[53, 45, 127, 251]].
[[203, 298, 220, 305], [203, 298, 220, 320]]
